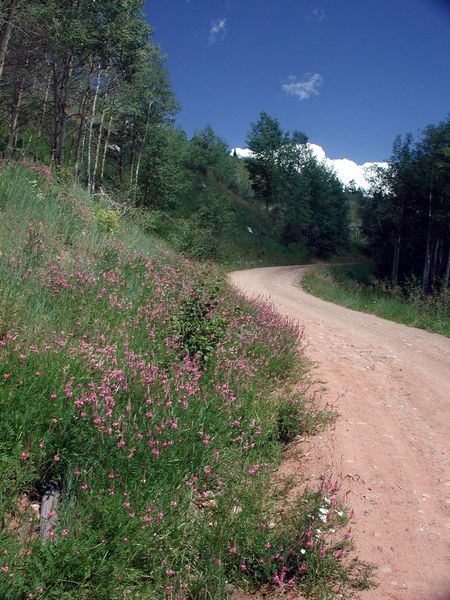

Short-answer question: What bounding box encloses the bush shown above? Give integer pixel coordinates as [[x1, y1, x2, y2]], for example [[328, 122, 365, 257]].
[[172, 279, 226, 360], [95, 207, 120, 233], [172, 190, 231, 260]]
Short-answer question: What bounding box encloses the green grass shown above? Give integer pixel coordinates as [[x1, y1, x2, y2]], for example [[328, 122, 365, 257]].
[[135, 171, 310, 270], [302, 264, 450, 337], [0, 163, 372, 599]]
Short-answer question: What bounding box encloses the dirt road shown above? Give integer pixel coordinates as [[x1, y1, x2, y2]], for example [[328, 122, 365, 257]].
[[230, 265, 450, 600]]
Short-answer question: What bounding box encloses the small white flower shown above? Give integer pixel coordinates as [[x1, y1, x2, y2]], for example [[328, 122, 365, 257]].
[[300, 548, 306, 555], [336, 510, 345, 517]]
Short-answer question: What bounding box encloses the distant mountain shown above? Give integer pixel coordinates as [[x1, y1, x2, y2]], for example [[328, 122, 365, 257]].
[[231, 144, 388, 191]]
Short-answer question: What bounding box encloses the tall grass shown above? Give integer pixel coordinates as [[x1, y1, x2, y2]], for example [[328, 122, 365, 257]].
[[302, 264, 450, 337], [0, 164, 370, 598]]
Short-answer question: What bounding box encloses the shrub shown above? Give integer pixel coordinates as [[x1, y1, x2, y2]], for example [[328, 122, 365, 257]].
[[172, 279, 227, 360], [96, 207, 120, 233]]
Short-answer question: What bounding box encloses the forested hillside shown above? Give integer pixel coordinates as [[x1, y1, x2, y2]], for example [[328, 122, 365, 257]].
[[0, 0, 351, 265], [1, 1, 448, 278]]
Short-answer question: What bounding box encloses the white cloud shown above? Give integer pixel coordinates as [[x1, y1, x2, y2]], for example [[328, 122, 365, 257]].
[[312, 8, 326, 22], [232, 148, 254, 159], [282, 73, 323, 101], [209, 18, 227, 44], [231, 144, 388, 191], [305, 144, 388, 190]]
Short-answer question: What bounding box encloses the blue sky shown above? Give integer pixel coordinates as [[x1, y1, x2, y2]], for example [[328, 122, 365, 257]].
[[145, 0, 450, 163]]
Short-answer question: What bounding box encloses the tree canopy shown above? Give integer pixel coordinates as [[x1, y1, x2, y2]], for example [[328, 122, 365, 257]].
[[360, 118, 450, 290]]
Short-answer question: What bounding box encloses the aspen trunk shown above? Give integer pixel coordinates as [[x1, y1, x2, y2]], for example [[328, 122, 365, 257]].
[[99, 111, 113, 186], [73, 60, 94, 181], [134, 100, 153, 194], [129, 129, 136, 184], [444, 243, 450, 291], [6, 72, 25, 156], [87, 67, 102, 191], [391, 232, 401, 286], [73, 87, 91, 181], [421, 189, 433, 293], [33, 65, 51, 161], [0, 0, 19, 81], [430, 237, 440, 289], [76, 117, 89, 186], [91, 106, 105, 193], [52, 53, 74, 167]]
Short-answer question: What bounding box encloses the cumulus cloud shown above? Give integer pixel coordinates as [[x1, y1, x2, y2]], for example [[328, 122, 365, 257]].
[[282, 73, 323, 100], [209, 18, 227, 44], [231, 144, 388, 191], [308, 144, 388, 189]]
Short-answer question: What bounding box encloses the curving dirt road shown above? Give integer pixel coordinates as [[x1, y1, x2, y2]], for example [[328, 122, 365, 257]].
[[230, 265, 450, 600]]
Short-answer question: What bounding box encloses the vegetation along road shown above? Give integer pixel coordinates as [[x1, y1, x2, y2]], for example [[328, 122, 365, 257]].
[[230, 265, 450, 600]]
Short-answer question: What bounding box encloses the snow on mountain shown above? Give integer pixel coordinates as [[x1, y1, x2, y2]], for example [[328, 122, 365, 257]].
[[232, 144, 388, 191]]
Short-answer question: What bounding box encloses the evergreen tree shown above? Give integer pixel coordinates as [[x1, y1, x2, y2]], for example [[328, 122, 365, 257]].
[[360, 118, 450, 290]]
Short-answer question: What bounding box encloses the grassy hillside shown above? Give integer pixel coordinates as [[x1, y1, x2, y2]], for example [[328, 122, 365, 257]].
[[136, 171, 310, 270], [0, 163, 370, 599], [303, 264, 450, 337]]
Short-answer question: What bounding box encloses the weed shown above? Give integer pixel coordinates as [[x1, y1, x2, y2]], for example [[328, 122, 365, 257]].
[[96, 207, 120, 234], [277, 394, 335, 444]]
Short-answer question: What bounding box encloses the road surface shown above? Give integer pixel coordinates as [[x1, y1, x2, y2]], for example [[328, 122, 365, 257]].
[[230, 265, 450, 600]]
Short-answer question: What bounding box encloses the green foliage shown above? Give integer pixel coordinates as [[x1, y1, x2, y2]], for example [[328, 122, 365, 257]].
[[277, 395, 335, 444], [360, 118, 450, 291], [228, 156, 254, 201], [172, 189, 232, 260], [0, 165, 372, 599], [246, 111, 289, 160], [173, 279, 226, 360], [244, 112, 349, 258], [139, 127, 185, 209], [185, 125, 235, 184], [95, 207, 120, 233], [1, 0, 178, 184]]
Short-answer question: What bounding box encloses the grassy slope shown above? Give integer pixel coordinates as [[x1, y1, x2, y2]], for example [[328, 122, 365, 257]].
[[213, 182, 309, 269], [145, 173, 309, 270], [0, 164, 370, 599], [302, 264, 450, 337]]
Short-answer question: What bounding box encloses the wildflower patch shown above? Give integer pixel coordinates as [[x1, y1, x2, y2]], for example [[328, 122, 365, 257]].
[[0, 165, 371, 599]]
